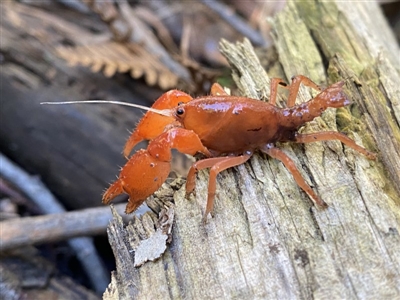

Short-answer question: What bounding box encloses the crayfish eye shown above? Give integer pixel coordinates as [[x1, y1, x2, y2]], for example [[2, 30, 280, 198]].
[[176, 107, 185, 116]]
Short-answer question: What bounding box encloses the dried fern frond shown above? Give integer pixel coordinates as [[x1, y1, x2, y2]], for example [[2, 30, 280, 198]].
[[56, 42, 179, 89]]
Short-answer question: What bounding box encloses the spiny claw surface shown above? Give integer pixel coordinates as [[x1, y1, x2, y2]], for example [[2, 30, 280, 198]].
[[103, 149, 170, 213]]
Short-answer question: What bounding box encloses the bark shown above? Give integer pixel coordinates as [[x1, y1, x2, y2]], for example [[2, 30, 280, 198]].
[[104, 1, 400, 299]]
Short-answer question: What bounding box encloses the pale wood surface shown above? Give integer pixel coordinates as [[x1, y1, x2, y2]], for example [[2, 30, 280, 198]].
[[104, 1, 400, 299]]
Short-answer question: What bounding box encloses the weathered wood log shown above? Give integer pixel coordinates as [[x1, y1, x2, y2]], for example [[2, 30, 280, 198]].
[[104, 1, 400, 299]]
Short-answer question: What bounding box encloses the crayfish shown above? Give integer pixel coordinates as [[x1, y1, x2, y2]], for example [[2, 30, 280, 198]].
[[100, 75, 376, 220]]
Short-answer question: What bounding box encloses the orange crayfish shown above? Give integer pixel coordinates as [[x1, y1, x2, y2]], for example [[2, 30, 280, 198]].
[[102, 75, 376, 220]]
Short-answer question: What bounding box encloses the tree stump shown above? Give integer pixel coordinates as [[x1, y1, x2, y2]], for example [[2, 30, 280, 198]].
[[104, 1, 400, 299]]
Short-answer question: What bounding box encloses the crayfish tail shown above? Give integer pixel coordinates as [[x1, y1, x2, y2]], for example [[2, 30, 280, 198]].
[[319, 81, 351, 108], [280, 81, 351, 129]]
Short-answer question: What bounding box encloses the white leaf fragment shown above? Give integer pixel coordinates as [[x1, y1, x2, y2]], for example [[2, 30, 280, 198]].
[[134, 230, 168, 267]]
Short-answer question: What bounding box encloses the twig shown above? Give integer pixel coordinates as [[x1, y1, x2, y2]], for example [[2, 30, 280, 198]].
[[0, 203, 129, 251], [0, 178, 41, 214], [0, 153, 110, 294], [135, 6, 179, 54], [0, 154, 65, 214], [199, 0, 268, 47]]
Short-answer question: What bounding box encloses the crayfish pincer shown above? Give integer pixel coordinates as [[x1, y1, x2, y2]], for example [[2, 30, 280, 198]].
[[102, 75, 376, 220]]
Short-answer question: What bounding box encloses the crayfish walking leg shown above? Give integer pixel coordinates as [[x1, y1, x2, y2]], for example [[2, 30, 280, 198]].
[[186, 153, 252, 222], [293, 132, 376, 159], [261, 144, 328, 208]]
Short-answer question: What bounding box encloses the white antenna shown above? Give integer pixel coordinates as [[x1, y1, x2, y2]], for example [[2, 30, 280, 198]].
[[40, 100, 173, 117]]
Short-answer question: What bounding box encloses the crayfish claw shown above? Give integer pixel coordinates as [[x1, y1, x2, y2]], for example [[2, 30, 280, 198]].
[[103, 149, 171, 214], [102, 180, 124, 204], [123, 131, 143, 158], [125, 198, 142, 214]]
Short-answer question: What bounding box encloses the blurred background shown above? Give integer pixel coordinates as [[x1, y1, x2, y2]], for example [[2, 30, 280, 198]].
[[1, 0, 399, 297]]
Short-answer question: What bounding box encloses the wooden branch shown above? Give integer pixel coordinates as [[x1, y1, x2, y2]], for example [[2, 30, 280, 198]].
[[104, 1, 400, 298], [0, 204, 128, 251], [199, 0, 267, 47], [0, 153, 111, 293]]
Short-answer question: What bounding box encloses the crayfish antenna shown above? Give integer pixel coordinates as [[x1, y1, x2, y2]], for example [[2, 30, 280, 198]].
[[40, 100, 174, 117]]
